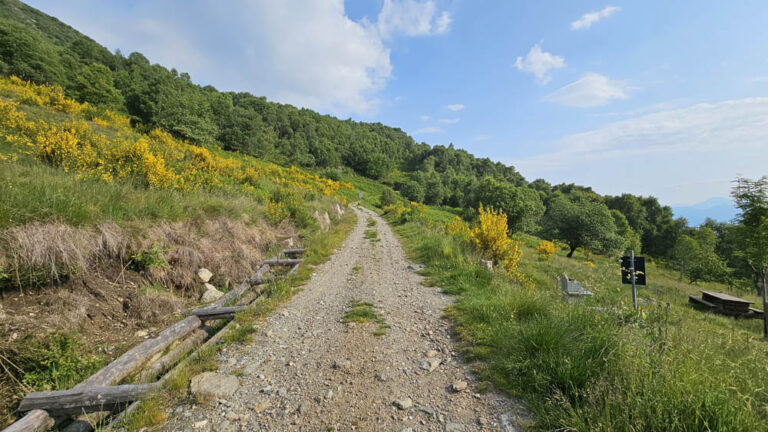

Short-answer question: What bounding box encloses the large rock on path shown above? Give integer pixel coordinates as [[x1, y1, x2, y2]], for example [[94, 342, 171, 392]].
[[190, 372, 240, 398]]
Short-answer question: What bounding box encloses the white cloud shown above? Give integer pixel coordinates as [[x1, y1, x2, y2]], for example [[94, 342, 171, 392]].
[[28, 0, 454, 116], [438, 118, 460, 124], [377, 0, 452, 38], [515, 43, 565, 85], [571, 6, 620, 30], [435, 11, 452, 34], [414, 126, 444, 134], [445, 104, 465, 111], [542, 73, 631, 107], [420, 115, 431, 121], [511, 98, 768, 204]]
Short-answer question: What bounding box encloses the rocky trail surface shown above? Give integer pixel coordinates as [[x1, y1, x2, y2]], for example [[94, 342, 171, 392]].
[[160, 206, 523, 431]]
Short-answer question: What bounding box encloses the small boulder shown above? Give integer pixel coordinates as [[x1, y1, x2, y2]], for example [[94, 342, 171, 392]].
[[190, 372, 239, 398], [200, 284, 224, 302], [420, 358, 441, 372], [481, 260, 493, 270], [451, 380, 468, 393], [393, 397, 413, 410], [197, 268, 213, 283]]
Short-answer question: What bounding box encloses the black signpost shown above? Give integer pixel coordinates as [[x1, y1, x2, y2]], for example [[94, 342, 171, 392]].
[[621, 250, 646, 310]]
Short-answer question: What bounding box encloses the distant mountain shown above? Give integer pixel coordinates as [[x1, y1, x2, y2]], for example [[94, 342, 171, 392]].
[[672, 197, 738, 226]]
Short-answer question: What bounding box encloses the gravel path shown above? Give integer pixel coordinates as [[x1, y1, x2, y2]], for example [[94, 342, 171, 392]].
[[160, 205, 521, 431]]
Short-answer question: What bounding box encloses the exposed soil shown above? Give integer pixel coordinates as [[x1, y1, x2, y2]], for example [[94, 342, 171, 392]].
[[161, 206, 525, 431], [0, 217, 291, 425]]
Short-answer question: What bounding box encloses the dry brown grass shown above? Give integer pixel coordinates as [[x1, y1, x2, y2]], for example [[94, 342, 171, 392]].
[[0, 217, 289, 294], [0, 222, 94, 289], [124, 288, 183, 323]]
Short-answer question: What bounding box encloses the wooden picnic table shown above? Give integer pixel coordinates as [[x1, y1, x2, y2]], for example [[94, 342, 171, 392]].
[[689, 290, 763, 318]]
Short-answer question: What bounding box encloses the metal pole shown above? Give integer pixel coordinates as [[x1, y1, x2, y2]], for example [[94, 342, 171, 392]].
[[631, 249, 638, 310]]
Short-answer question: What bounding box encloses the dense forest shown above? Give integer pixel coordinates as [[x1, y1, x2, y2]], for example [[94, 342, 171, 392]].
[[0, 0, 760, 291]]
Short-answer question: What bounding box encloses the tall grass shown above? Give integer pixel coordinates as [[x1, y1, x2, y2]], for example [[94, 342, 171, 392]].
[[392, 219, 768, 431]]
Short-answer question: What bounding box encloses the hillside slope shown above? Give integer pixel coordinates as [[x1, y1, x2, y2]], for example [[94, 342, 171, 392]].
[[0, 75, 354, 425]]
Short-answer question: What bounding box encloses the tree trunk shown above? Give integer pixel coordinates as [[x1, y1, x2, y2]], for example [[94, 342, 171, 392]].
[[762, 270, 768, 339], [566, 245, 576, 258]]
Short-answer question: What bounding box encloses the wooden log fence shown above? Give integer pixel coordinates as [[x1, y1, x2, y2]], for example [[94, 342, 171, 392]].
[[3, 249, 306, 432]]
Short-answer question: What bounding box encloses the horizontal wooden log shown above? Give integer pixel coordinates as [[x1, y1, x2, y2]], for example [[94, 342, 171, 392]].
[[191, 306, 247, 320], [79, 315, 201, 388], [18, 384, 158, 416], [134, 327, 212, 384], [263, 258, 302, 266], [1, 410, 54, 432], [281, 248, 306, 256]]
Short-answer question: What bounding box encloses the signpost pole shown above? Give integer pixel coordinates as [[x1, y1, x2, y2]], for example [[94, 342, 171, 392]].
[[631, 249, 638, 310]]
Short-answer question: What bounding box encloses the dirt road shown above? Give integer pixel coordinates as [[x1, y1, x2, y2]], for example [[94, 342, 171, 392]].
[[161, 205, 519, 431]]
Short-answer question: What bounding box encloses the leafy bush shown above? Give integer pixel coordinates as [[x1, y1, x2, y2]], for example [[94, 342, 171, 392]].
[[320, 168, 341, 182], [17, 332, 103, 391], [130, 243, 168, 271], [379, 188, 399, 207]]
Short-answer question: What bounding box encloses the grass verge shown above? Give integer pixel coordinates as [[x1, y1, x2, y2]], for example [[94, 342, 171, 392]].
[[389, 216, 768, 431]]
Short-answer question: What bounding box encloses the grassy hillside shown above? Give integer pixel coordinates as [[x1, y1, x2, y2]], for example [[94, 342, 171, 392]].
[[0, 76, 356, 424], [380, 202, 768, 431]]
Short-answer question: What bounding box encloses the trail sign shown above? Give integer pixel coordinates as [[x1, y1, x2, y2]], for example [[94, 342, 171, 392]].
[[621, 256, 646, 286]]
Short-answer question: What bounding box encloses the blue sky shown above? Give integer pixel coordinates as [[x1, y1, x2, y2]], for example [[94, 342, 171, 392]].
[[26, 0, 768, 206]]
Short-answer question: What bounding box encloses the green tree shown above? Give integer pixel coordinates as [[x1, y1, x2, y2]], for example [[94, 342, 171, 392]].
[[671, 228, 728, 283], [0, 19, 65, 84], [542, 195, 624, 258], [732, 177, 768, 295], [610, 209, 642, 254], [472, 177, 544, 233], [399, 181, 425, 203], [732, 176, 768, 337], [71, 63, 124, 109]]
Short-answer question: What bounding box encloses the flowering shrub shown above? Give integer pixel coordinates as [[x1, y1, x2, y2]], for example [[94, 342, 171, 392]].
[[445, 216, 471, 242], [383, 201, 426, 223], [0, 77, 354, 209], [471, 205, 522, 274], [264, 199, 290, 224], [535, 240, 556, 261]]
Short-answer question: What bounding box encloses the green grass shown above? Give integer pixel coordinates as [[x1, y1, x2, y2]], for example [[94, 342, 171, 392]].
[[367, 217, 377, 227], [342, 300, 379, 322], [390, 216, 768, 431], [0, 156, 266, 228], [364, 229, 380, 243], [342, 300, 389, 336]]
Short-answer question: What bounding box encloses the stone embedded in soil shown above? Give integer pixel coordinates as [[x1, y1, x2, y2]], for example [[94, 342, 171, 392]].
[[197, 268, 213, 283], [393, 397, 413, 410], [333, 359, 351, 370], [420, 358, 441, 372], [451, 381, 468, 393], [253, 402, 270, 413], [189, 372, 240, 398], [200, 284, 224, 302]]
